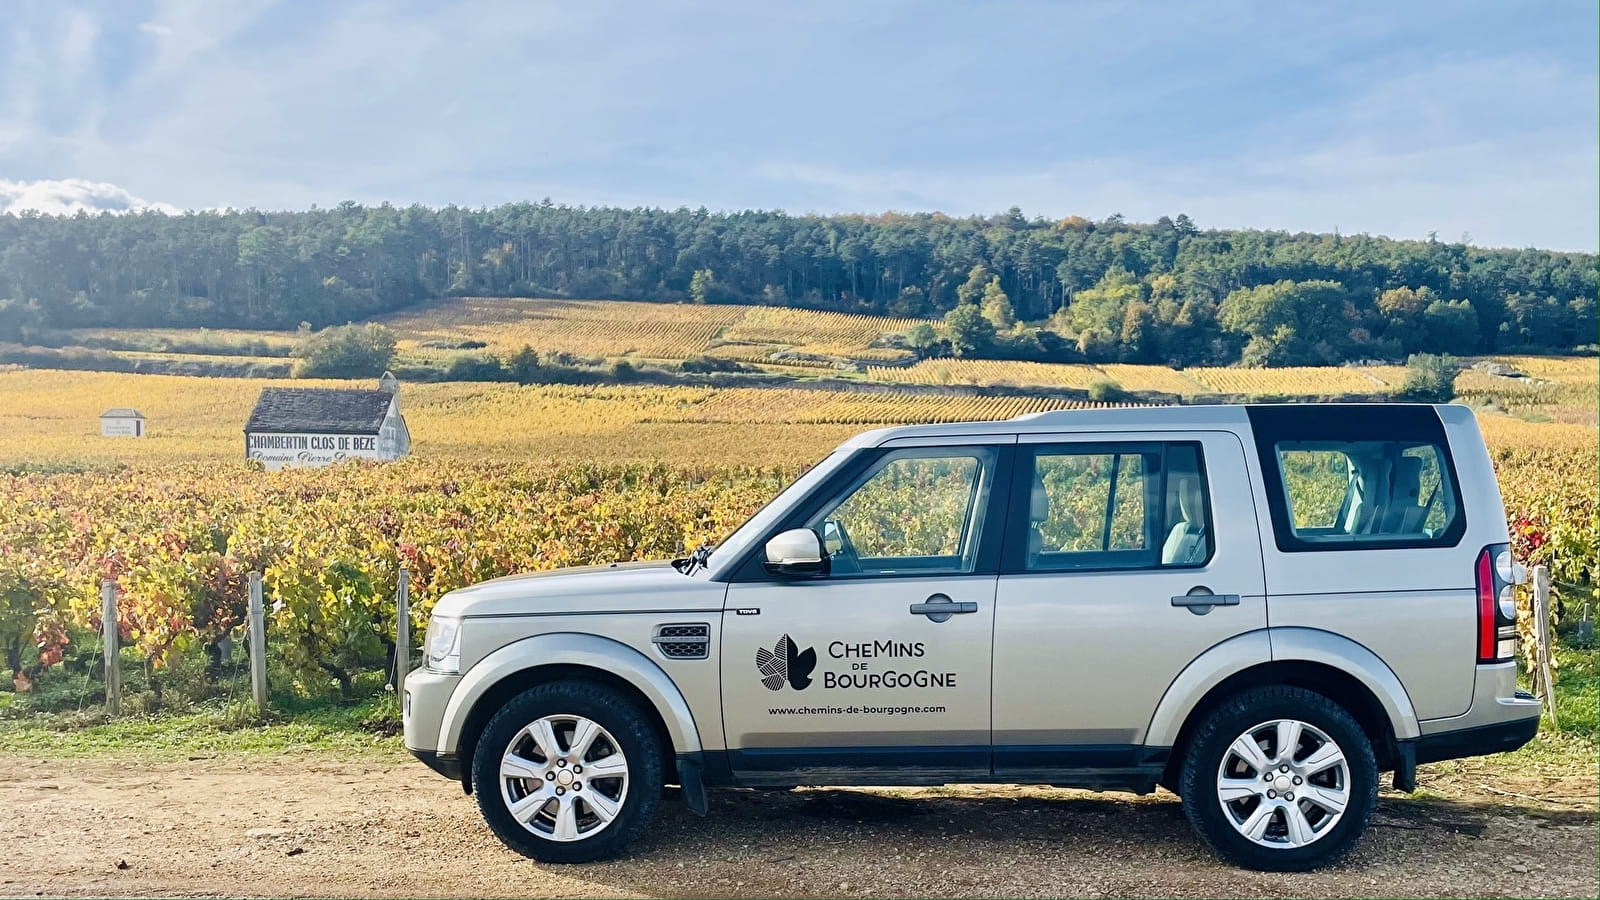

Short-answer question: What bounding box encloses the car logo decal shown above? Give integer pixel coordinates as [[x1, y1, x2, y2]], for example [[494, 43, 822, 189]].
[[755, 633, 816, 691]]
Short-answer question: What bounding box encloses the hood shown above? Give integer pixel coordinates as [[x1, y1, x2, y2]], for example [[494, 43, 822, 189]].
[[431, 560, 727, 619]]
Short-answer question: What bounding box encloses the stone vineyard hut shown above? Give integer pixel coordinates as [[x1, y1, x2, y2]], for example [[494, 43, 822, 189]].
[[99, 408, 147, 437], [244, 374, 410, 470], [99, 406, 148, 435]]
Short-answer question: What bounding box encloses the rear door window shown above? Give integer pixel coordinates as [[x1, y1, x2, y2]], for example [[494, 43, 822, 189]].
[[1009, 442, 1212, 572]]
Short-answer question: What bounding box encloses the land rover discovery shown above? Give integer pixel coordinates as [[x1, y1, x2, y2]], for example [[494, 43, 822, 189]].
[[403, 403, 1540, 871]]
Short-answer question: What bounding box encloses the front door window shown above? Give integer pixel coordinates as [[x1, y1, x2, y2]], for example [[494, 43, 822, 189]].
[[807, 448, 996, 577]]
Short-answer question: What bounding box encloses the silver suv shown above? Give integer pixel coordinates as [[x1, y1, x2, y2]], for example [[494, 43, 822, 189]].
[[403, 403, 1540, 871]]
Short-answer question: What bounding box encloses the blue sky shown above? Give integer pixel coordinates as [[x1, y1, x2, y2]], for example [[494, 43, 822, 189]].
[[0, 0, 1595, 250]]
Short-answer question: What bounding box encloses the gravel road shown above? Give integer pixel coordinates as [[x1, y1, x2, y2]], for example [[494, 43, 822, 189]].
[[3, 752, 1593, 898]]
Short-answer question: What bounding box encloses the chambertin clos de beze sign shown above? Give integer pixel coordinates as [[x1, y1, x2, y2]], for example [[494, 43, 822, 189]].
[[246, 432, 384, 468]]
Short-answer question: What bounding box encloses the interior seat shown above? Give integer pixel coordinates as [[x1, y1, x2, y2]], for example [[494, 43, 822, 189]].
[[1341, 458, 1392, 535], [1161, 475, 1207, 564], [1027, 474, 1049, 563], [1380, 456, 1425, 534]]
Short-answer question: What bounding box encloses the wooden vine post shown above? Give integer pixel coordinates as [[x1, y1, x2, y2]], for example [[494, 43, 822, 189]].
[[100, 579, 121, 716], [1531, 565, 1557, 728], [248, 571, 269, 714], [394, 567, 411, 697]]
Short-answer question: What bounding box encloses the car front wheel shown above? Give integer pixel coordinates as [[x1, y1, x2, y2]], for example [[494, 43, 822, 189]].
[[1179, 685, 1378, 871], [472, 681, 664, 863]]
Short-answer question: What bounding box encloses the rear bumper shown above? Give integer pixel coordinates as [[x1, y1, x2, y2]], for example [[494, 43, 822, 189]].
[[1420, 662, 1543, 737], [1411, 714, 1541, 765], [1393, 663, 1540, 791]]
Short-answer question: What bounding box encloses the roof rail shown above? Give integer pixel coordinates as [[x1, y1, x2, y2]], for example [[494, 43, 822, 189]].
[[1004, 405, 1251, 427]]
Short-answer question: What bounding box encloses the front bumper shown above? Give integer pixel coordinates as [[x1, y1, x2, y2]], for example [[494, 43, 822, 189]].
[[410, 748, 463, 780], [401, 665, 462, 759]]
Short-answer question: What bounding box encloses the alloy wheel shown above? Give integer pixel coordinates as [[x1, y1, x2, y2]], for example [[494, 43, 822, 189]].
[[499, 714, 630, 842], [1215, 718, 1351, 849]]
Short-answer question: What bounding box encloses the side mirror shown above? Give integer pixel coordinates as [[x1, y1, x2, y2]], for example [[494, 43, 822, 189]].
[[764, 528, 827, 577]]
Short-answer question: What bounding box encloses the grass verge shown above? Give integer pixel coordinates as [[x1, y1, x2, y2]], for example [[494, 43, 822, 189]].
[[0, 668, 402, 757]]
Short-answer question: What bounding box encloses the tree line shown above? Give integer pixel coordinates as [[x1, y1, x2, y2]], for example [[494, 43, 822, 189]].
[[0, 202, 1593, 367]]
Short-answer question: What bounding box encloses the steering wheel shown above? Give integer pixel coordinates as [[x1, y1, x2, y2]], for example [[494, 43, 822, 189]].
[[821, 519, 862, 575]]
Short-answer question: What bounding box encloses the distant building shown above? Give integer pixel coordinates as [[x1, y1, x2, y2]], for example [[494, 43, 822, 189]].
[[244, 374, 410, 470], [99, 408, 147, 437]]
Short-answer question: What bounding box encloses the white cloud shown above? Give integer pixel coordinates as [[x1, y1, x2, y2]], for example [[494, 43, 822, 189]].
[[0, 178, 181, 215]]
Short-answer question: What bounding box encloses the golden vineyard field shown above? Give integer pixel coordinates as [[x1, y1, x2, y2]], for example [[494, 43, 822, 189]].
[[868, 358, 1431, 396], [66, 299, 929, 370], [861, 356, 1592, 408], [868, 359, 1108, 389], [0, 367, 1592, 695], [378, 298, 922, 364], [63, 300, 1592, 420]]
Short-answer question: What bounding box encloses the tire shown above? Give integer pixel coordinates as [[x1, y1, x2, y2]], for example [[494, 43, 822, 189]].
[[472, 680, 665, 863], [1178, 685, 1377, 872]]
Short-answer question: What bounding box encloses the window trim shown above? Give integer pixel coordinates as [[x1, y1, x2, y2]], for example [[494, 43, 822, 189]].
[[1247, 404, 1467, 553], [724, 444, 1016, 583], [999, 440, 1215, 575]]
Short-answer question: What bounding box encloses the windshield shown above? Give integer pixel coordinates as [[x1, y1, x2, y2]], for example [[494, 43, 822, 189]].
[[705, 448, 856, 577]]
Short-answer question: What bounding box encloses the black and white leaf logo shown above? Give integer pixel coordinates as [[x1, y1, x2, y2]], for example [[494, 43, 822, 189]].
[[755, 634, 816, 691]]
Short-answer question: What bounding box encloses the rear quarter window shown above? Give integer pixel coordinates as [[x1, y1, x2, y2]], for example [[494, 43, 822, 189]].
[[1248, 405, 1467, 552]]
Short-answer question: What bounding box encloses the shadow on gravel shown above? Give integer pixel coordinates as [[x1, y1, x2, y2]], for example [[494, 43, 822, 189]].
[[1378, 795, 1596, 832], [656, 786, 1593, 853], [694, 787, 1201, 846], [798, 791, 928, 822], [555, 786, 1598, 898]]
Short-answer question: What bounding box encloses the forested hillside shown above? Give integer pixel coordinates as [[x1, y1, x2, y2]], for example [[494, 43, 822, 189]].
[[0, 204, 1593, 366]]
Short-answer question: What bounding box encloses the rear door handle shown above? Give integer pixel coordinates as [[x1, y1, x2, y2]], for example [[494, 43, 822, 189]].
[[910, 593, 978, 622]]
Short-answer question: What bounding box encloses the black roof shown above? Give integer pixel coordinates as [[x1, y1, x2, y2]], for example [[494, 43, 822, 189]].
[[245, 388, 395, 435]]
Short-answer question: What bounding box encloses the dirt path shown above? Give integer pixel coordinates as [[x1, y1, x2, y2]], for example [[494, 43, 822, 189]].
[[2, 752, 1593, 898]]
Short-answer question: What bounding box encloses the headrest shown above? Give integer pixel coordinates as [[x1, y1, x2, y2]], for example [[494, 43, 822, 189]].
[[1176, 475, 1203, 523], [1030, 475, 1049, 522], [1393, 456, 1423, 500]]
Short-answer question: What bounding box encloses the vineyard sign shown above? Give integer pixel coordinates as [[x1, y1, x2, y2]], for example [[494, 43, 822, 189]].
[[244, 375, 410, 470]]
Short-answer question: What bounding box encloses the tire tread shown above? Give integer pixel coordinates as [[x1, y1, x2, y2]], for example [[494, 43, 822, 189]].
[[471, 680, 664, 864], [1178, 684, 1378, 872]]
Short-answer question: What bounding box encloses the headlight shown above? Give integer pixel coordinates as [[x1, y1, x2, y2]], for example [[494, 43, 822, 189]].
[[424, 615, 462, 673]]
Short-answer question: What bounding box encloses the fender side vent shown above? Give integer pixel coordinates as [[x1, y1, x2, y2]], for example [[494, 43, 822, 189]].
[[652, 623, 710, 660]]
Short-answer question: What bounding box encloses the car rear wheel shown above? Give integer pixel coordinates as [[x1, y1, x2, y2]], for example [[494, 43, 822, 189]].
[[1179, 685, 1377, 871], [472, 680, 664, 863]]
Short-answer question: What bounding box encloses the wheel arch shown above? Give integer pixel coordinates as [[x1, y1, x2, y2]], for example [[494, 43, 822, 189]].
[[1147, 628, 1420, 783], [440, 633, 702, 792]]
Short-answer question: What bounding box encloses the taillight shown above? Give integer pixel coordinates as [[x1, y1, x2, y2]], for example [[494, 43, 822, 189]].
[[1476, 543, 1517, 663]]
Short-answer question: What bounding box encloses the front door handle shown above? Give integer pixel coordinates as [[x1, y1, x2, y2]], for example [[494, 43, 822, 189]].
[[1171, 587, 1241, 615], [910, 593, 978, 623]]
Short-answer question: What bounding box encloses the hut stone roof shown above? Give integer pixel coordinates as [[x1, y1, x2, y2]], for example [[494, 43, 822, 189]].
[[245, 388, 395, 435]]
